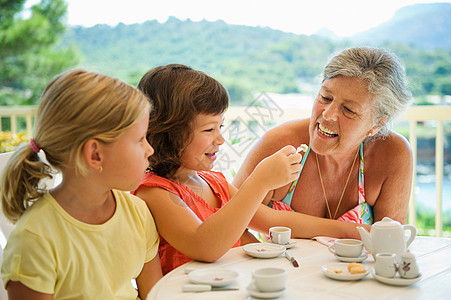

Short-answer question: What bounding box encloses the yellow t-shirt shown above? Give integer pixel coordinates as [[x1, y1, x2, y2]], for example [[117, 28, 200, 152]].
[[1, 190, 159, 299]]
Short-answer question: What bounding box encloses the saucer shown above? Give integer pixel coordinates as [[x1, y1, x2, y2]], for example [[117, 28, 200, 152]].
[[269, 239, 297, 249], [321, 263, 370, 281], [334, 253, 368, 263], [188, 268, 239, 287], [243, 243, 286, 258], [372, 270, 422, 286], [246, 284, 285, 299]]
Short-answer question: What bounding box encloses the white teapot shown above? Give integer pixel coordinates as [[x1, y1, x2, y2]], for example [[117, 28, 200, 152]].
[[357, 217, 416, 262]]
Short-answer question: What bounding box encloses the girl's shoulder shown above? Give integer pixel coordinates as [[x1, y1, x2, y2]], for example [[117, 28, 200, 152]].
[[135, 171, 178, 192], [198, 170, 227, 183]]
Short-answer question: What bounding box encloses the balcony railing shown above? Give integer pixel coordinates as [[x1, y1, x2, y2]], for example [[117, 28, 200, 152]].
[[0, 106, 36, 137], [398, 106, 451, 236], [1, 104, 450, 235]]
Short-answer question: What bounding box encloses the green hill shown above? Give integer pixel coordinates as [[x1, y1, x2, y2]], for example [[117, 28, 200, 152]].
[[61, 3, 451, 104]]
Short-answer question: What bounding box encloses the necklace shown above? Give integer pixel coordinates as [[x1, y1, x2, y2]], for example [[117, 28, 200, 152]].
[[315, 149, 359, 220]]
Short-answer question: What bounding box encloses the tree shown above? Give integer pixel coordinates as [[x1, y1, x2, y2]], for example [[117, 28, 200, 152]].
[[0, 0, 79, 105]]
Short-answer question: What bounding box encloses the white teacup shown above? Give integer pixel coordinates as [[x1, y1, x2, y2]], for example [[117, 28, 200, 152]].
[[251, 267, 287, 292], [269, 226, 291, 245], [328, 239, 363, 258], [375, 253, 398, 278]]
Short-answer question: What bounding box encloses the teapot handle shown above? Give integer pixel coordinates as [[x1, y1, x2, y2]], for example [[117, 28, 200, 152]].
[[402, 224, 417, 248]]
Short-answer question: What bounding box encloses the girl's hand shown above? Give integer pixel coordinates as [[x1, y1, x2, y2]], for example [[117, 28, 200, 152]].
[[251, 145, 302, 191]]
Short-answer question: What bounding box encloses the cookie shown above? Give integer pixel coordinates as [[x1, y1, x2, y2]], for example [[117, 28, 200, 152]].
[[297, 144, 308, 153], [348, 262, 366, 274]]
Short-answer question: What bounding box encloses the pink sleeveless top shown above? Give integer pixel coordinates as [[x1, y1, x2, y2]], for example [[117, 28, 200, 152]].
[[133, 170, 241, 275]]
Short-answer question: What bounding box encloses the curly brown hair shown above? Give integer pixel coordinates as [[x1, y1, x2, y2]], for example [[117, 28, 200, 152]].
[[138, 64, 229, 179]]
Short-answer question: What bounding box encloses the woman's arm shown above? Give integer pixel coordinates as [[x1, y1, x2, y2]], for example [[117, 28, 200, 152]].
[[370, 132, 413, 223], [136, 255, 163, 299], [136, 146, 302, 262], [6, 281, 52, 300], [248, 204, 371, 239], [239, 228, 260, 245]]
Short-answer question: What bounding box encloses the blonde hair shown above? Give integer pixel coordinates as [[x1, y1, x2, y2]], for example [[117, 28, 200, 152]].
[[1, 69, 149, 223]]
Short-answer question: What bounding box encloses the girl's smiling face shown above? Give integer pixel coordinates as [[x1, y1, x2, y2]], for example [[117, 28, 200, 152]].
[[309, 75, 381, 155], [180, 113, 225, 172]]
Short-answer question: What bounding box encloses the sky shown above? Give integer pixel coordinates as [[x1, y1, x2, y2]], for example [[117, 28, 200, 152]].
[[27, 0, 450, 36]]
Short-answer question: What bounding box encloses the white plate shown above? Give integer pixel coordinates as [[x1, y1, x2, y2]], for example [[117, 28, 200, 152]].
[[372, 270, 422, 286], [243, 242, 286, 258], [188, 268, 239, 287], [269, 239, 297, 249], [246, 284, 285, 299], [335, 253, 368, 263], [321, 263, 370, 281]]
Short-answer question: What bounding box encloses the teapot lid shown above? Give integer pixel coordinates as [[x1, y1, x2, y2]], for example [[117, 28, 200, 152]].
[[374, 217, 401, 228]]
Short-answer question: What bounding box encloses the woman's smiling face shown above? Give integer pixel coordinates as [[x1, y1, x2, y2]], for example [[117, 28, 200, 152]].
[[309, 75, 379, 155]]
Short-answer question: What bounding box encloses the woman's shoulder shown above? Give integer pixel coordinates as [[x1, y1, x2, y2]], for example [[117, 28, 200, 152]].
[[365, 131, 412, 167], [368, 131, 411, 153]]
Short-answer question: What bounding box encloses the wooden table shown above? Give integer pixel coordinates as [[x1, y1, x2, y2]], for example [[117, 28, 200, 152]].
[[146, 236, 451, 299]]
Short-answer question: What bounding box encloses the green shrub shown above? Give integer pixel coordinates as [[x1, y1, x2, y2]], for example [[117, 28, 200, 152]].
[[0, 132, 29, 153]]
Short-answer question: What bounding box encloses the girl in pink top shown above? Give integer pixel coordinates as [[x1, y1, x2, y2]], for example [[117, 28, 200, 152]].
[[133, 64, 302, 274]]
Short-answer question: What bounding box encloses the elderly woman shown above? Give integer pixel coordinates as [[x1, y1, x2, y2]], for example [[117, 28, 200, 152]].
[[234, 47, 413, 239]]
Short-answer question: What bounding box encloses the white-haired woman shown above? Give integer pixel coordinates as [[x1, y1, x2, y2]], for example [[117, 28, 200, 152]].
[[234, 47, 413, 239]]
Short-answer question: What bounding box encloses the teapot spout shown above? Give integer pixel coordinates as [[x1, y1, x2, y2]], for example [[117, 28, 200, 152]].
[[357, 226, 372, 253]]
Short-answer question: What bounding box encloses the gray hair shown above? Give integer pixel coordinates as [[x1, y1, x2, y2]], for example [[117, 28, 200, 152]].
[[322, 47, 412, 138]]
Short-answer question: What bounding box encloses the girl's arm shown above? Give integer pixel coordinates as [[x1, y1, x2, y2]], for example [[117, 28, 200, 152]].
[[136, 255, 163, 299], [136, 146, 302, 262], [6, 281, 52, 300]]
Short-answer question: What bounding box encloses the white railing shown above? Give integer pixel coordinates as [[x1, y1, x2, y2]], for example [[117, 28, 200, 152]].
[[0, 106, 36, 137], [399, 106, 451, 236], [1, 104, 450, 235]]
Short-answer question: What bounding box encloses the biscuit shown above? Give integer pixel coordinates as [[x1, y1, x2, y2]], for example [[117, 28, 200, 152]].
[[347, 262, 361, 271], [348, 262, 366, 274], [297, 144, 308, 153], [349, 265, 366, 274], [326, 268, 343, 274]]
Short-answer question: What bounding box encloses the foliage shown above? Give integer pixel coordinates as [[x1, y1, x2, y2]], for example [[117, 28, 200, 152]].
[[59, 4, 451, 105], [412, 203, 451, 238], [0, 0, 80, 105], [0, 131, 29, 153], [2, 2, 450, 106]]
